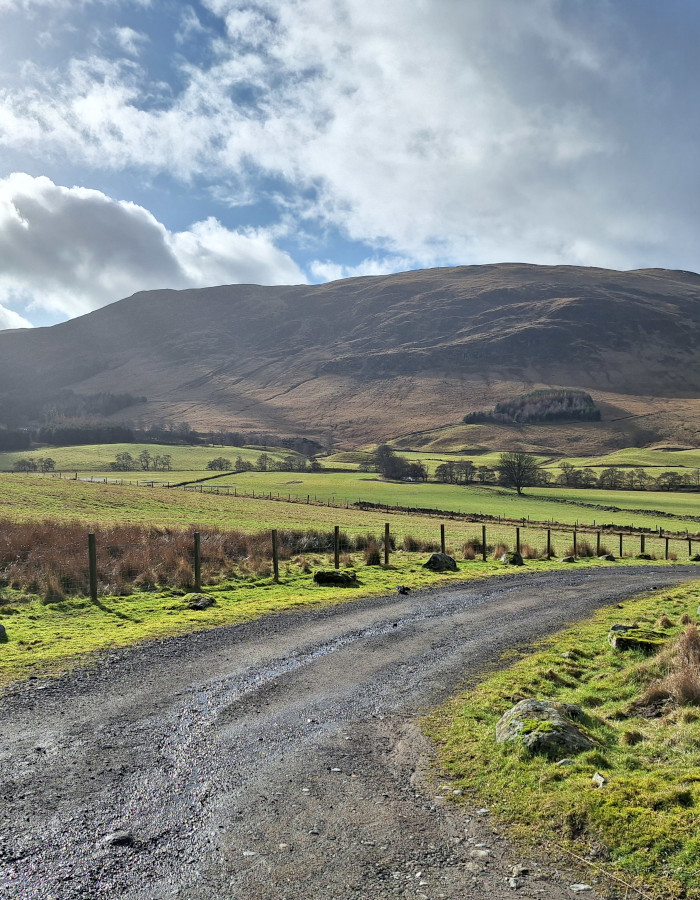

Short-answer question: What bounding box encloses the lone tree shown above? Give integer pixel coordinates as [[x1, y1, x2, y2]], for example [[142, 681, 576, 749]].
[[497, 451, 540, 495]]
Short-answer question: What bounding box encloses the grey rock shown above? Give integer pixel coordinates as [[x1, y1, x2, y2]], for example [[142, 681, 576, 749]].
[[592, 772, 607, 787], [608, 625, 665, 653], [422, 553, 457, 572], [559, 556, 577, 563], [0, 623, 6, 642], [500, 551, 524, 566], [185, 593, 216, 610], [599, 554, 616, 561], [99, 830, 134, 847], [313, 569, 358, 585], [495, 698, 594, 757]]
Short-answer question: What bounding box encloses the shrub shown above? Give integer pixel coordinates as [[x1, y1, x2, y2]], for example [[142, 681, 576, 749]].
[[492, 543, 509, 559], [463, 544, 476, 560], [570, 539, 596, 558], [364, 542, 382, 566], [403, 534, 422, 552], [676, 624, 700, 669], [520, 543, 540, 559]]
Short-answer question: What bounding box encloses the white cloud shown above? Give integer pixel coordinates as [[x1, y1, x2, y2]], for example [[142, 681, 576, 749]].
[[112, 26, 147, 56], [0, 302, 32, 329], [309, 255, 416, 284], [0, 1, 699, 277], [0, 173, 306, 328]]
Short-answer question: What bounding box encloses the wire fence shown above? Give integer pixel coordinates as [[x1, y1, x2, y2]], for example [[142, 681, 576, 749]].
[[0, 517, 698, 603]]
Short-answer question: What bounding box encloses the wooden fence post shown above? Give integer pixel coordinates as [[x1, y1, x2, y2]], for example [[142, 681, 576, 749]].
[[689, 539, 693, 557], [640, 534, 645, 554], [546, 528, 551, 559], [619, 533, 623, 557], [573, 528, 577, 556], [88, 533, 98, 603], [194, 532, 201, 591], [440, 523, 446, 554], [334, 525, 340, 570], [384, 522, 390, 566], [272, 529, 279, 583], [596, 532, 601, 557], [665, 536, 669, 560], [482, 525, 487, 562], [515, 526, 520, 554]]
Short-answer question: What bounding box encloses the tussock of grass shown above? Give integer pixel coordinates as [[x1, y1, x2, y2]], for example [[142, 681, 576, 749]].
[[424, 581, 700, 900]]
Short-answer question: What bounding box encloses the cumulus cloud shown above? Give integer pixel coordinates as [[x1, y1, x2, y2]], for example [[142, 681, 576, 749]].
[[0, 173, 306, 327], [0, 302, 32, 329], [1, 1, 699, 285]]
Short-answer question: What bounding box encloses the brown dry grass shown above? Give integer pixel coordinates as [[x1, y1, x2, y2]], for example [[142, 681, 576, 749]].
[[640, 624, 700, 709], [0, 519, 387, 596]]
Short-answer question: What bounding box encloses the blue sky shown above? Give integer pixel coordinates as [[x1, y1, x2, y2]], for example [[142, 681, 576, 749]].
[[1, 0, 700, 328]]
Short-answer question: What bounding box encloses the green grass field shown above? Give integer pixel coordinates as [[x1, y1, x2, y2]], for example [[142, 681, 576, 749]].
[[425, 581, 700, 900], [0, 442, 292, 474]]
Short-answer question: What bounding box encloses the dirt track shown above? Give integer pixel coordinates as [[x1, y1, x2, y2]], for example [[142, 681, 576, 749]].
[[2, 566, 698, 900]]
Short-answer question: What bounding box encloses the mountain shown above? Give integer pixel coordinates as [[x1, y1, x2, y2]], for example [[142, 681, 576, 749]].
[[1, 263, 699, 453]]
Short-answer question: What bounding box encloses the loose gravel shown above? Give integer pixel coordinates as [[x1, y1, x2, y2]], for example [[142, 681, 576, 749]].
[[2, 566, 698, 900]]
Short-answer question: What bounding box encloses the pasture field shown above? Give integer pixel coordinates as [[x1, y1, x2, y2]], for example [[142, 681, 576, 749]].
[[559, 446, 700, 471], [328, 447, 700, 478], [193, 471, 699, 531], [426, 580, 700, 900], [0, 442, 291, 474], [2, 472, 699, 539]]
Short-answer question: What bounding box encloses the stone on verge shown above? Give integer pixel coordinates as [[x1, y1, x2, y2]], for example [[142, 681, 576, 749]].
[[559, 556, 577, 563], [599, 554, 616, 561], [313, 569, 358, 586], [0, 623, 6, 642], [495, 698, 594, 757], [608, 624, 666, 653], [500, 551, 524, 566], [185, 593, 216, 610], [422, 553, 457, 572]]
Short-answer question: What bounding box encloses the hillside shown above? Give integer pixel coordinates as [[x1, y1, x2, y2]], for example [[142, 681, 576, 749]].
[[1, 263, 699, 452]]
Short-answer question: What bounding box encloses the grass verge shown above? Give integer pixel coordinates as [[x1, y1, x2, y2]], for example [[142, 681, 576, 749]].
[[0, 554, 561, 690], [1, 552, 679, 693], [424, 581, 700, 900]]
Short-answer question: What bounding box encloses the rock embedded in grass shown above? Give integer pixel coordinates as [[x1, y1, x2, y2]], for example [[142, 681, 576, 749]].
[[422, 553, 457, 572], [0, 622, 6, 642], [184, 594, 216, 610], [495, 698, 595, 756], [608, 624, 666, 653], [500, 551, 524, 566], [312, 569, 358, 585]]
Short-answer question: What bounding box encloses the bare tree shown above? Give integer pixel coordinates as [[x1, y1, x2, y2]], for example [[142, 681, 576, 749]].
[[497, 451, 540, 495]]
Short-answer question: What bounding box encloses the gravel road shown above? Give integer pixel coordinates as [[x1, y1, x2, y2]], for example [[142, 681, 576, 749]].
[[2, 566, 698, 900]]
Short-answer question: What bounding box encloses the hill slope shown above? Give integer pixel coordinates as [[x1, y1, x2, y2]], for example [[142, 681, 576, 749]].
[[1, 263, 699, 452]]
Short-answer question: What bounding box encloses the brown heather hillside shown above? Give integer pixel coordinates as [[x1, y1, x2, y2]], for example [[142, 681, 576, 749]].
[[1, 263, 699, 452]]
